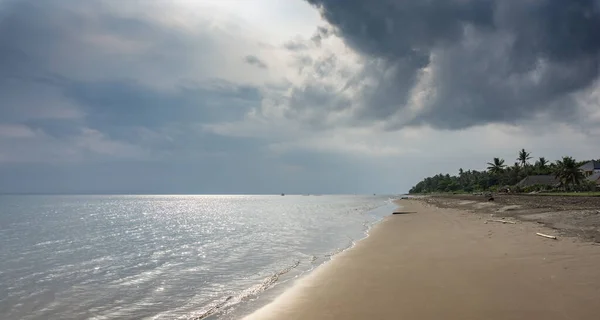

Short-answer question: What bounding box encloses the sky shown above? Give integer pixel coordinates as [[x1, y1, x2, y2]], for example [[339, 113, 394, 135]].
[[0, 0, 599, 194]]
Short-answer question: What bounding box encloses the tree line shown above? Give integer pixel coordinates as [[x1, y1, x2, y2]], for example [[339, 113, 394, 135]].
[[409, 149, 595, 194]]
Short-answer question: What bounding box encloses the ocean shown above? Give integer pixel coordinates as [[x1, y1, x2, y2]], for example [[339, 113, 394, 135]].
[[0, 195, 396, 319]]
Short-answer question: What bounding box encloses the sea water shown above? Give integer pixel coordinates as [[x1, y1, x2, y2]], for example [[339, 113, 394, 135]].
[[0, 195, 396, 319]]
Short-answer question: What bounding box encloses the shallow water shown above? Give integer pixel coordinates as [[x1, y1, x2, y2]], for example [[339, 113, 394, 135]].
[[0, 195, 394, 319]]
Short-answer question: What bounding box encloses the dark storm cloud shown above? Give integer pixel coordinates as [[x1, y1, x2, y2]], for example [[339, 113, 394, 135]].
[[305, 0, 600, 129], [244, 55, 268, 69]]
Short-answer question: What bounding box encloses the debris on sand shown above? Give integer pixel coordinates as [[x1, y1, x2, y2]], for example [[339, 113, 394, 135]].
[[536, 232, 558, 240], [486, 219, 517, 224]]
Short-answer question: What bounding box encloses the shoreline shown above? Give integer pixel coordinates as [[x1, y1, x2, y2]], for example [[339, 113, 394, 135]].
[[212, 200, 398, 320], [242, 199, 600, 319]]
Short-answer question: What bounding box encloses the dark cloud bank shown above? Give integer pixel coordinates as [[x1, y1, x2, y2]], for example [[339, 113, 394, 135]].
[[305, 0, 600, 129]]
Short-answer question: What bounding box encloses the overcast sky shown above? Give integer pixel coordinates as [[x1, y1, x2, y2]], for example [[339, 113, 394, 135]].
[[1, 0, 599, 194]]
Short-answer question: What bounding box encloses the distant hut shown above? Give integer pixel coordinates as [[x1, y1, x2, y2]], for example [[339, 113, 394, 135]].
[[516, 175, 560, 189], [586, 172, 600, 186], [579, 161, 600, 177]]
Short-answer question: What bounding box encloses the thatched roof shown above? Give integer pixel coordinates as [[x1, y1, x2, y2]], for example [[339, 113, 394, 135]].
[[516, 175, 560, 187]]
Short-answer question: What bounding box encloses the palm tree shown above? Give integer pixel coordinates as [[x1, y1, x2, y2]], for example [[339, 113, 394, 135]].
[[554, 156, 584, 189], [536, 157, 548, 169], [512, 162, 521, 174], [517, 148, 532, 167], [487, 158, 506, 174], [509, 162, 522, 185], [535, 157, 549, 174]]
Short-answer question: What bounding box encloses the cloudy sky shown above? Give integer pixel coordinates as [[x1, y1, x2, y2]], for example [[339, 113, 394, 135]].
[[1, 0, 599, 194]]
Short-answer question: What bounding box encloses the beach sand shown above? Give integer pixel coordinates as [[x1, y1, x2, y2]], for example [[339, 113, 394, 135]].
[[243, 199, 600, 320]]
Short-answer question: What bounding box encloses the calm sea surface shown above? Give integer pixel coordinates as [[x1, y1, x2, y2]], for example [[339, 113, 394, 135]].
[[0, 195, 396, 319]]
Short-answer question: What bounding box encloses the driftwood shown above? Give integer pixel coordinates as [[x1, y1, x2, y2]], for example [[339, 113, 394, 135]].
[[536, 232, 557, 240], [486, 219, 517, 224]]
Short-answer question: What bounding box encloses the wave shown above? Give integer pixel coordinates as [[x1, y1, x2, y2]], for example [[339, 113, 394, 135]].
[[189, 222, 383, 320], [190, 260, 301, 320], [187, 207, 396, 319]]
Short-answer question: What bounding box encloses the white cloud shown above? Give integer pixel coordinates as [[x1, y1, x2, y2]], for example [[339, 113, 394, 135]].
[[181, 0, 323, 43]]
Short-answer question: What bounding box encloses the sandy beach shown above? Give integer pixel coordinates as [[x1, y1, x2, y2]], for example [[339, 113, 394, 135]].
[[419, 194, 600, 242], [243, 199, 600, 320]]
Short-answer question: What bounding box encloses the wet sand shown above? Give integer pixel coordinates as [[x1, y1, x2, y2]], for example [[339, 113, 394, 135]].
[[243, 199, 600, 320]]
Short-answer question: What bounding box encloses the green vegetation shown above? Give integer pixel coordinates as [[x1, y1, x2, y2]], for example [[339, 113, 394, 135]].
[[554, 156, 585, 187], [409, 149, 597, 194]]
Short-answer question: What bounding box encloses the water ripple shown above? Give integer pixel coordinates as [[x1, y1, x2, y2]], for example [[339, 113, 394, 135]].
[[0, 195, 394, 320]]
